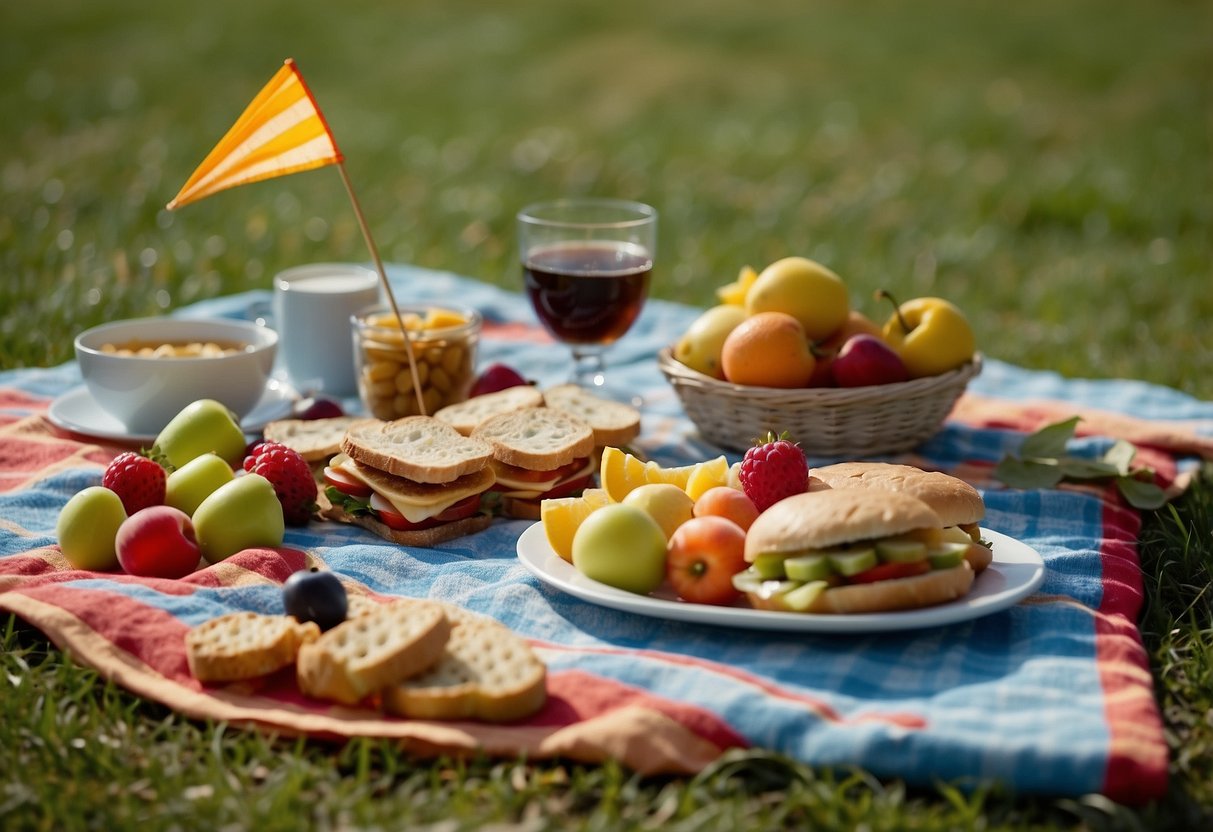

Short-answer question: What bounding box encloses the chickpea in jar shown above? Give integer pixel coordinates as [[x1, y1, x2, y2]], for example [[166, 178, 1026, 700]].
[[352, 306, 481, 420]]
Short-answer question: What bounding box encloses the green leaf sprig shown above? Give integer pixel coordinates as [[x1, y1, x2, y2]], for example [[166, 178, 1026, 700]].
[[994, 416, 1168, 510]]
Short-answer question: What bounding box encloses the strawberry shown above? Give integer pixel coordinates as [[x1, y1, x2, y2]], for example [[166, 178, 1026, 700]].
[[738, 432, 808, 513], [242, 441, 317, 526], [102, 452, 167, 515]]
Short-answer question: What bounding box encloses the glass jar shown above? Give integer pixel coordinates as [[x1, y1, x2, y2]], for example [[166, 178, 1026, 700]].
[[351, 304, 482, 420]]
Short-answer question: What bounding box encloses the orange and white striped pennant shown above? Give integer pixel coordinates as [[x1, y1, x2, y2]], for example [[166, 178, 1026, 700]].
[[167, 58, 343, 210]]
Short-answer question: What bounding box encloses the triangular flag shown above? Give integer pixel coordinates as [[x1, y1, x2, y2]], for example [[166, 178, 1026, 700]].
[[167, 58, 343, 210]]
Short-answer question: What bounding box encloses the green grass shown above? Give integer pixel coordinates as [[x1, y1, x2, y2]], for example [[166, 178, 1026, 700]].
[[1, 0, 1211, 828]]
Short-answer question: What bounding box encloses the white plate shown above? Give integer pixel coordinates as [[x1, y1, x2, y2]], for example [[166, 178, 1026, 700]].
[[516, 523, 1046, 633], [47, 382, 296, 445]]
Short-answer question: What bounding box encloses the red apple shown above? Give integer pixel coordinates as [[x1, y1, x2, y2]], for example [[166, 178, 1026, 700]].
[[808, 312, 884, 387], [831, 334, 910, 388], [469, 363, 528, 397], [666, 516, 748, 606], [115, 505, 201, 579]]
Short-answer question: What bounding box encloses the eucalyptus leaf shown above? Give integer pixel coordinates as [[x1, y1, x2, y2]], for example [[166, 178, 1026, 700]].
[[1059, 457, 1122, 480], [1116, 476, 1167, 510], [994, 457, 1064, 490], [1102, 439, 1138, 475], [1020, 416, 1081, 459]]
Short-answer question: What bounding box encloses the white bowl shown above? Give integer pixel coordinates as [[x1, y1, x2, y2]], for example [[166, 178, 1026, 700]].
[[74, 317, 278, 434]]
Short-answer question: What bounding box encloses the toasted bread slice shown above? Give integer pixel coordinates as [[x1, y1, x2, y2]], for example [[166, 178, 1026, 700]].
[[328, 453, 496, 510], [263, 417, 374, 462], [434, 386, 545, 436], [471, 407, 595, 471], [341, 416, 493, 484], [542, 384, 641, 448], [296, 599, 451, 705], [382, 618, 547, 722], [186, 612, 319, 683]]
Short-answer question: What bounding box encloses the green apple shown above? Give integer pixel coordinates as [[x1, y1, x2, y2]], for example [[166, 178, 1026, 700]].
[[572, 504, 667, 595], [193, 473, 284, 563], [622, 483, 694, 541], [56, 486, 126, 570], [165, 453, 235, 516], [153, 399, 247, 469]]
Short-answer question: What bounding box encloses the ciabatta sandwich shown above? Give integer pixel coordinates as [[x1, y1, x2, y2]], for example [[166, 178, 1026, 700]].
[[807, 461, 992, 572], [736, 489, 975, 614], [471, 407, 596, 520], [319, 417, 496, 545]]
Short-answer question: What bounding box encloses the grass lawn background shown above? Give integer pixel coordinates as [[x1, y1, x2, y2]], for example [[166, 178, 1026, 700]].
[[1, 0, 1210, 829]]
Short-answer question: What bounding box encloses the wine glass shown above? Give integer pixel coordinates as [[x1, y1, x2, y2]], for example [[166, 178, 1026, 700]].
[[517, 198, 657, 402]]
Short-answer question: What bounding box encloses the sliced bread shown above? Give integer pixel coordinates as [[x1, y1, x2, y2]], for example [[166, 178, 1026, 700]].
[[382, 618, 547, 722], [296, 599, 451, 705], [542, 384, 641, 448], [341, 416, 493, 484], [471, 407, 595, 471], [186, 611, 319, 683], [433, 386, 545, 435], [263, 416, 374, 462]]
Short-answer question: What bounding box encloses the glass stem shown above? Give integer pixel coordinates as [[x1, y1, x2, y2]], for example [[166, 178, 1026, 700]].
[[569, 345, 607, 391]]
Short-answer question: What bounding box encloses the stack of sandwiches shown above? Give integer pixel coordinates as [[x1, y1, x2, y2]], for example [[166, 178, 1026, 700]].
[[269, 384, 640, 545]]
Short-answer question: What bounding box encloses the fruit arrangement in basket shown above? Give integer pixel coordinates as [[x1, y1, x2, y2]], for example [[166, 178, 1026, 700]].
[[660, 256, 983, 455]]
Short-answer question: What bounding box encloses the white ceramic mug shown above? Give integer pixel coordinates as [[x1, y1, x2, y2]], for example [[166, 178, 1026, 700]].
[[272, 263, 381, 396]]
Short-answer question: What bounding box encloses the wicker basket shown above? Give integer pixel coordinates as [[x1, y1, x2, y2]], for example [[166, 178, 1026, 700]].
[[657, 347, 982, 456]]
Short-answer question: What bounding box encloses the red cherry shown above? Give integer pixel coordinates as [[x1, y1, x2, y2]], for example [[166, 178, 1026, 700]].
[[469, 363, 529, 397], [294, 396, 345, 420]]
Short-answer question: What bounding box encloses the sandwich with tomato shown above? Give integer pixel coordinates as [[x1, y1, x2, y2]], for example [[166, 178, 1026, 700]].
[[735, 488, 975, 614], [807, 461, 992, 572], [319, 416, 497, 545], [470, 407, 597, 520]]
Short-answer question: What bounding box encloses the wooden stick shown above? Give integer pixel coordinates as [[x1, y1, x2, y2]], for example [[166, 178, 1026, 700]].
[[336, 160, 426, 416]]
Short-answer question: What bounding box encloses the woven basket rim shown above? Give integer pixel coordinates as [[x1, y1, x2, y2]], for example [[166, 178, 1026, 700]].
[[657, 346, 983, 403]]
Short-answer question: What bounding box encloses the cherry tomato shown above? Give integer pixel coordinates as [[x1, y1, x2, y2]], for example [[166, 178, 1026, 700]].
[[666, 516, 748, 606], [323, 466, 373, 498], [369, 493, 481, 531]]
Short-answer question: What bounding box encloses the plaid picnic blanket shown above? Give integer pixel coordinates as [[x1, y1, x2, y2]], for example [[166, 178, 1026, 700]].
[[3, 265, 1211, 804]]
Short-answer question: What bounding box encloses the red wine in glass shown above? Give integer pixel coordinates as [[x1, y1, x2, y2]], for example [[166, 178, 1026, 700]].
[[523, 241, 652, 345]]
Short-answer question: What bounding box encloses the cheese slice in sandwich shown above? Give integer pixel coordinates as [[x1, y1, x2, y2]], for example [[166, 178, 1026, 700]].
[[319, 416, 497, 545], [471, 407, 597, 519]]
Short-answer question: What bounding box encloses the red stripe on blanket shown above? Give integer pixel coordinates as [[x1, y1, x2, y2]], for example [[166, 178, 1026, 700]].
[[951, 394, 1213, 461], [540, 670, 747, 752], [0, 389, 51, 411], [534, 640, 927, 730], [1095, 497, 1168, 803], [481, 320, 553, 344]]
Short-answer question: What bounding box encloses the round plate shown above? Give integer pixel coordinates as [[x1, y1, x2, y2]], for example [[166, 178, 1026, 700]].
[[47, 382, 295, 445], [516, 523, 1046, 633]]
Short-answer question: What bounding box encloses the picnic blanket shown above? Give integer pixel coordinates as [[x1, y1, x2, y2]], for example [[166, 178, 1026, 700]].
[[3, 265, 1211, 805]]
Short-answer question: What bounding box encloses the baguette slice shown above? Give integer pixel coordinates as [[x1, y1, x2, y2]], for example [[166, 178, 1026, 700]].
[[296, 599, 451, 705], [434, 386, 545, 436], [471, 407, 595, 471], [186, 611, 319, 683], [263, 416, 374, 462], [341, 416, 493, 484], [382, 618, 547, 722], [542, 384, 641, 448]]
